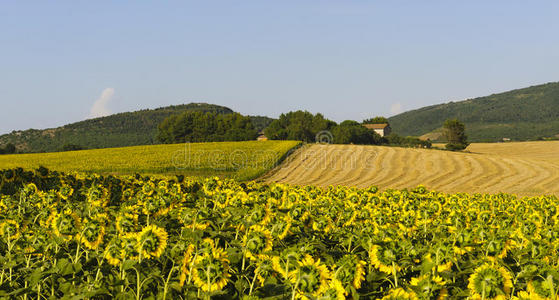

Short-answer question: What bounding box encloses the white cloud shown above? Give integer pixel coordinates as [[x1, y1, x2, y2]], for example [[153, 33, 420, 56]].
[[89, 88, 115, 118], [390, 102, 403, 115]]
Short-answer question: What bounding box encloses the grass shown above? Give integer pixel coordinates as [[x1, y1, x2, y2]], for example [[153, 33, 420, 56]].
[[0, 140, 301, 180]]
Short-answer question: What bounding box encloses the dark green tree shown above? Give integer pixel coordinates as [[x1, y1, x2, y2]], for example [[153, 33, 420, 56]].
[[264, 111, 336, 142], [331, 121, 384, 145], [0, 143, 16, 154], [61, 144, 85, 151], [363, 116, 389, 124], [157, 111, 257, 143], [443, 119, 469, 150]]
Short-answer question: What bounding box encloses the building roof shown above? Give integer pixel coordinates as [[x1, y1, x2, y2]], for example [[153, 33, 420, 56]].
[[363, 123, 389, 129]]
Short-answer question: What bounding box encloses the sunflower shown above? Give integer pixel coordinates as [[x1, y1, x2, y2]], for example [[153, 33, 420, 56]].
[[290, 255, 331, 299], [2, 169, 16, 182], [314, 279, 346, 300], [190, 247, 231, 292], [0, 219, 21, 240], [369, 244, 401, 274], [137, 224, 168, 259], [50, 209, 81, 241], [467, 263, 513, 300], [485, 239, 510, 260], [511, 291, 533, 300], [333, 254, 366, 290], [121, 233, 140, 260], [436, 260, 453, 273], [378, 288, 418, 300], [21, 183, 38, 198], [272, 250, 303, 280], [79, 215, 107, 250], [115, 211, 139, 235], [247, 205, 273, 225], [409, 274, 445, 298], [86, 185, 109, 208], [527, 279, 555, 300], [141, 181, 156, 196], [57, 184, 74, 200], [179, 244, 196, 286], [104, 237, 125, 266], [242, 225, 273, 260]]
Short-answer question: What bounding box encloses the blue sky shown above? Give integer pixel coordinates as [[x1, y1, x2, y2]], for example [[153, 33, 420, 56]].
[[1, 1, 559, 134]]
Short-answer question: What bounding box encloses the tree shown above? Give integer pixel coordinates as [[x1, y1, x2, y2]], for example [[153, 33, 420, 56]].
[[363, 116, 389, 124], [157, 111, 257, 143], [0, 143, 16, 154], [443, 119, 469, 151], [264, 111, 336, 142], [61, 144, 85, 151], [331, 121, 384, 145]]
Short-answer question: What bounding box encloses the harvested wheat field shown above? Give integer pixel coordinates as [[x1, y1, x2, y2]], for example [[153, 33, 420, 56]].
[[262, 142, 559, 196]]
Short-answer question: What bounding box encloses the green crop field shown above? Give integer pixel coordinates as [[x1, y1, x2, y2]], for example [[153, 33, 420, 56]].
[[0, 141, 300, 181]]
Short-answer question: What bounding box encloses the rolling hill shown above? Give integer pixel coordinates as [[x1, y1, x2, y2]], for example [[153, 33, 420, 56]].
[[261, 142, 559, 196], [388, 81, 559, 142], [0, 103, 274, 153]]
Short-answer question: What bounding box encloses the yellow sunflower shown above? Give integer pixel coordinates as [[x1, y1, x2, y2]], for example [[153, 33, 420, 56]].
[[242, 225, 273, 260], [467, 263, 512, 300], [290, 255, 331, 299], [79, 214, 107, 250], [137, 224, 168, 259], [104, 238, 125, 266], [179, 244, 196, 286], [333, 254, 366, 290], [50, 209, 81, 241], [314, 279, 346, 300], [370, 244, 401, 274], [0, 219, 21, 240], [378, 288, 418, 300], [190, 247, 231, 292]]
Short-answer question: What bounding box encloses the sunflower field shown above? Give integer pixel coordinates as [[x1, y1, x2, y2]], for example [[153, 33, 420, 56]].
[[0, 167, 558, 299]]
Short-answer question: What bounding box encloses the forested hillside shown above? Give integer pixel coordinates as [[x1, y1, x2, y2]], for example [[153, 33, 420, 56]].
[[389, 82, 559, 142], [0, 103, 274, 153]]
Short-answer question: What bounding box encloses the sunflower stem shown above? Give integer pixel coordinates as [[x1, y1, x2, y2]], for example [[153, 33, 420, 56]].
[[249, 267, 260, 296], [392, 262, 398, 287], [162, 265, 176, 300]]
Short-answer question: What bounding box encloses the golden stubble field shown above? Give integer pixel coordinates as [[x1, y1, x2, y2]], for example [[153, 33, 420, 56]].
[[262, 141, 559, 196]]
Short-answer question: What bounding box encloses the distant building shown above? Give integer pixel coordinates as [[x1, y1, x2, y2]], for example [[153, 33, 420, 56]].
[[257, 134, 268, 141], [502, 138, 511, 142], [363, 123, 391, 137]]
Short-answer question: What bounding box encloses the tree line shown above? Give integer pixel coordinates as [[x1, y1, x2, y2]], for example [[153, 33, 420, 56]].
[[157, 111, 258, 143], [263, 111, 432, 148], [155, 110, 470, 151], [0, 143, 16, 155]]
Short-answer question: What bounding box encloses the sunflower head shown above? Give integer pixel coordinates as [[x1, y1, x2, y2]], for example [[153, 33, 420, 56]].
[[527, 276, 558, 300], [190, 247, 230, 293], [380, 288, 418, 300], [467, 263, 512, 300], [290, 255, 331, 298], [57, 184, 74, 200], [115, 211, 138, 235], [137, 224, 168, 259], [79, 215, 107, 250], [0, 219, 21, 240], [104, 237, 125, 266], [51, 209, 81, 240], [369, 244, 401, 274], [242, 225, 273, 260], [334, 254, 366, 290], [409, 274, 445, 298]]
